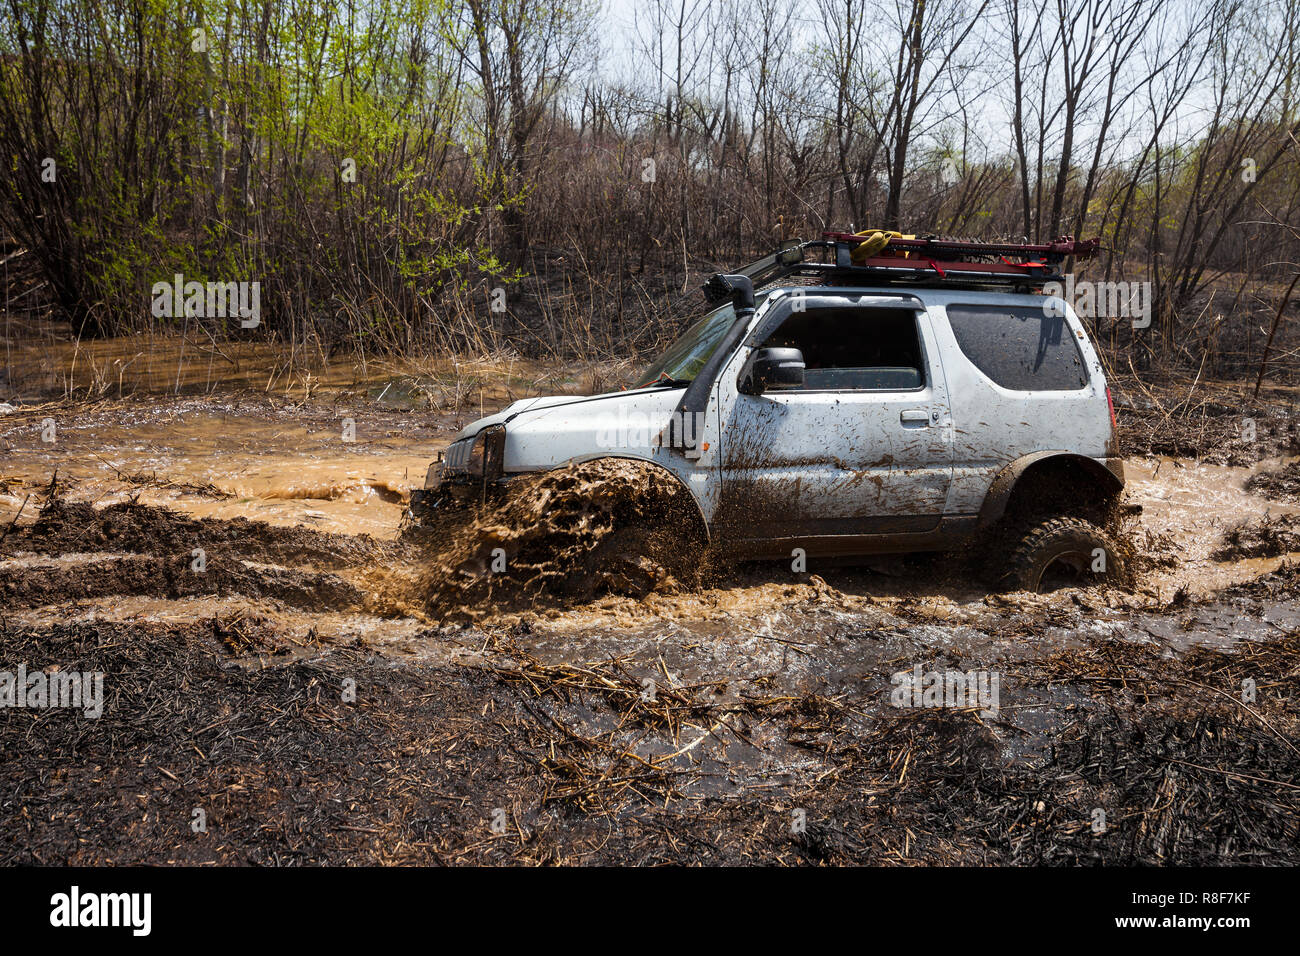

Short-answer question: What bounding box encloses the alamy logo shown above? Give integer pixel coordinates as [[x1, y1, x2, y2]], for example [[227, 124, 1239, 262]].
[[596, 409, 708, 452], [151, 273, 260, 328], [49, 886, 151, 936], [1042, 275, 1151, 329], [0, 665, 103, 717], [890, 664, 1000, 717]]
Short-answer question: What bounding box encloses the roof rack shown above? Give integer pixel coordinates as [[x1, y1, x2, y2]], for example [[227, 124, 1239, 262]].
[[703, 232, 1100, 304]]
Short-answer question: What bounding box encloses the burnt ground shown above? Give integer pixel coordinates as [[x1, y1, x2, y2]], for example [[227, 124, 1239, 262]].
[[2, 378, 1300, 865], [2, 492, 1299, 865], [1111, 373, 1300, 465], [2, 601, 1297, 865]]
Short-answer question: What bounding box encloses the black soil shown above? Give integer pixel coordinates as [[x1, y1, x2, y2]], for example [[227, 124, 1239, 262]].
[[3, 612, 1296, 864]]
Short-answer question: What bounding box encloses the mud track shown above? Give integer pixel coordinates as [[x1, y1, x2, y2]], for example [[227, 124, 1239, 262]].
[[0, 500, 393, 612], [2, 498, 393, 569]]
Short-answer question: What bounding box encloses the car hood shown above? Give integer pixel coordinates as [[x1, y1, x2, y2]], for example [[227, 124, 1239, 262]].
[[451, 385, 679, 441]]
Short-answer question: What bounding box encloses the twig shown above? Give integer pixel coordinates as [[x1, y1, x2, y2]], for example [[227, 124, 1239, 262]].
[[1254, 271, 1300, 399], [1, 493, 30, 542]]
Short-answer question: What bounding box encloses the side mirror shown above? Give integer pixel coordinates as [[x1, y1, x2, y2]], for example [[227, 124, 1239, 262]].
[[742, 347, 805, 394]]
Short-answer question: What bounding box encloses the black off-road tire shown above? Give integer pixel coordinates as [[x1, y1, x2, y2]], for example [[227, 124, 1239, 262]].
[[1001, 517, 1127, 592]]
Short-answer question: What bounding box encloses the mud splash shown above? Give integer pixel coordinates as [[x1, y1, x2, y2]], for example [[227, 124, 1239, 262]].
[[416, 458, 703, 618]]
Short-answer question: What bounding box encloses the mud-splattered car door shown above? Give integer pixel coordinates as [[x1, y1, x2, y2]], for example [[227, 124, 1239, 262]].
[[713, 293, 954, 544]]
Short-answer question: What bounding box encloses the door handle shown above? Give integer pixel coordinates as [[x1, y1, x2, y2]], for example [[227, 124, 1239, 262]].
[[900, 409, 929, 425]]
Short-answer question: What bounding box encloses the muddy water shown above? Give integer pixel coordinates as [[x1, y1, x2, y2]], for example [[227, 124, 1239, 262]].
[[1127, 456, 1300, 592], [5, 392, 1297, 609], [0, 395, 455, 537], [3, 393, 1297, 640]]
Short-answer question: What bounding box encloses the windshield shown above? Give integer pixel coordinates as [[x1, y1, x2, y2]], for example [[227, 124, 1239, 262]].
[[633, 298, 756, 388]]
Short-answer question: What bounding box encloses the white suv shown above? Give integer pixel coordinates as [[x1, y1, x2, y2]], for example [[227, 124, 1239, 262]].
[[414, 236, 1128, 591]]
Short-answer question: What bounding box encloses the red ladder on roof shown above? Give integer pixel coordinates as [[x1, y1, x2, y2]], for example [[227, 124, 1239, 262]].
[[819, 231, 1099, 282]]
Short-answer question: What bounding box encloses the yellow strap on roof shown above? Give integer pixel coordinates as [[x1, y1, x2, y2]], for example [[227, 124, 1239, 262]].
[[851, 229, 915, 263]]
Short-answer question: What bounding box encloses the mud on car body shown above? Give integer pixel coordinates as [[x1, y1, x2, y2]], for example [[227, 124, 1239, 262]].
[[412, 235, 1130, 592]]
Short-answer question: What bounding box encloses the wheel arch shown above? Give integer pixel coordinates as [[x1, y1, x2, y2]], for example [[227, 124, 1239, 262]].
[[552, 452, 713, 545], [977, 451, 1125, 529]]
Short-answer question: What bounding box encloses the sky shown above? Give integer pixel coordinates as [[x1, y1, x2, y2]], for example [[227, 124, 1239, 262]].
[[586, 0, 1245, 168]]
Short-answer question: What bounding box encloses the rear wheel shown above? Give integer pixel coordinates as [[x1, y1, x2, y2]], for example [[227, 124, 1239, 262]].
[[1001, 517, 1126, 592]]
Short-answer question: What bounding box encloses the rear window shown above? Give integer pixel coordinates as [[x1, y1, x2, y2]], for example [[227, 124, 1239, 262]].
[[946, 305, 1088, 391]]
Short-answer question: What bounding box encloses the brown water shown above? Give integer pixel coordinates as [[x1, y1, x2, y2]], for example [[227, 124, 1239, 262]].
[[1126, 457, 1300, 593], [1, 395, 452, 537]]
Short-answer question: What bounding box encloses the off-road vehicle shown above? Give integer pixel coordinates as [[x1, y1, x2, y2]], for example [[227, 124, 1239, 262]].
[[412, 232, 1129, 592]]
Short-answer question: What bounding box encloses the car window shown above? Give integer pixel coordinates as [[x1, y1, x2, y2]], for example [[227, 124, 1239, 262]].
[[757, 307, 925, 391], [946, 304, 1088, 391]]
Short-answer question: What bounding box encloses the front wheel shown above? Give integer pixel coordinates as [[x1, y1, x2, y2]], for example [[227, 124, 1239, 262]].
[[582, 524, 677, 598], [1001, 517, 1127, 592]]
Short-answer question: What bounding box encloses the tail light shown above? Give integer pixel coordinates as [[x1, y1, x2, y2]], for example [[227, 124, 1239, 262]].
[[1106, 386, 1118, 432]]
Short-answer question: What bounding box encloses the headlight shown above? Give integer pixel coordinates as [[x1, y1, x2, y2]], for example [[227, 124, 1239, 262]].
[[467, 436, 484, 476], [423, 456, 442, 491], [433, 426, 506, 486], [468, 425, 506, 479]]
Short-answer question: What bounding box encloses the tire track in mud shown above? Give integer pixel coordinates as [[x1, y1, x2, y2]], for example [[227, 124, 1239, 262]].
[[0, 498, 406, 614], [1, 552, 366, 611], [1, 498, 393, 569]]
